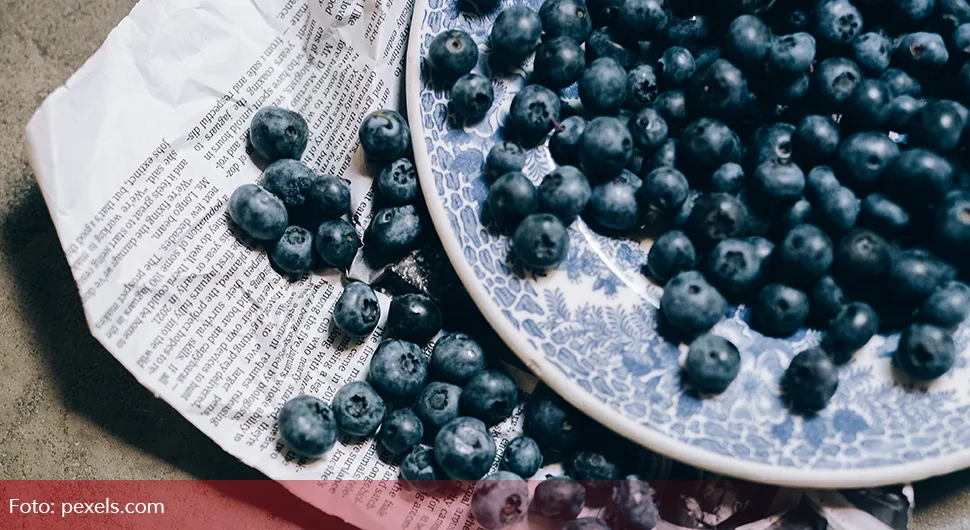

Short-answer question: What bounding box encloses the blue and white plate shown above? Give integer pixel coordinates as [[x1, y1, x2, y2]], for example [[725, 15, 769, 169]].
[[406, 0, 970, 487]]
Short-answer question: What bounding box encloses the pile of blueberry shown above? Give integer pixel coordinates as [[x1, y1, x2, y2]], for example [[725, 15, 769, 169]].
[[428, 0, 970, 412], [228, 105, 425, 275]]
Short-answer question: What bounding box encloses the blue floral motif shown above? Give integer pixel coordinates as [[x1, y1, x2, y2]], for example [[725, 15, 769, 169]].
[[413, 0, 970, 473]]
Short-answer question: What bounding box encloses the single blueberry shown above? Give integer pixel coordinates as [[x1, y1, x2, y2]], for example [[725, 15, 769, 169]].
[[487, 172, 539, 231], [814, 0, 864, 50], [705, 237, 764, 297], [550, 116, 587, 167], [782, 348, 839, 412], [753, 283, 810, 337], [278, 395, 337, 457], [643, 138, 678, 174], [538, 166, 592, 223], [881, 148, 953, 209], [580, 58, 629, 116], [955, 23, 970, 58], [270, 226, 315, 274], [711, 163, 744, 194], [814, 185, 860, 236], [513, 213, 571, 269], [835, 132, 899, 192], [250, 106, 309, 162], [894, 324, 956, 380], [645, 230, 696, 284], [658, 46, 696, 87], [660, 270, 728, 336], [750, 158, 805, 204], [626, 65, 660, 111], [334, 282, 381, 336], [509, 84, 562, 144], [428, 29, 479, 80], [811, 58, 863, 111], [491, 6, 542, 65], [461, 369, 519, 426], [470, 471, 530, 530], [416, 382, 462, 437], [908, 100, 967, 152], [890, 0, 937, 28], [366, 204, 424, 263], [377, 158, 419, 205], [533, 37, 586, 90], [452, 73, 495, 122], [792, 115, 840, 167], [842, 79, 892, 129], [315, 219, 361, 269], [262, 159, 315, 210], [400, 445, 441, 492], [881, 68, 922, 97], [359, 110, 410, 164], [486, 142, 527, 182], [859, 193, 911, 240], [501, 436, 543, 478], [387, 293, 442, 344], [228, 184, 288, 241], [524, 385, 586, 453], [303, 175, 351, 225], [684, 334, 741, 393], [533, 477, 586, 519], [811, 275, 848, 325], [652, 90, 689, 134], [804, 166, 842, 204], [611, 476, 659, 530], [434, 417, 497, 480], [566, 452, 622, 499], [886, 249, 957, 303], [822, 302, 879, 364], [331, 381, 386, 437], [768, 33, 816, 75], [679, 118, 743, 182], [615, 0, 668, 42], [685, 192, 749, 250], [368, 339, 429, 402], [774, 199, 815, 238], [834, 228, 892, 287], [894, 32, 949, 72], [920, 281, 970, 328], [725, 15, 771, 68], [745, 122, 795, 170], [539, 0, 593, 43], [687, 59, 748, 118], [379, 409, 424, 454], [430, 332, 488, 385], [853, 32, 892, 75], [586, 179, 639, 230], [638, 167, 688, 212]]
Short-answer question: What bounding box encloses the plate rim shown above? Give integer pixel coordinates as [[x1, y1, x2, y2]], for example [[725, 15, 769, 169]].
[[404, 0, 970, 487]]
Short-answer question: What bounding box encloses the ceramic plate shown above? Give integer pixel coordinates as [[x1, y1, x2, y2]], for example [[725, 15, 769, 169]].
[[405, 0, 970, 487]]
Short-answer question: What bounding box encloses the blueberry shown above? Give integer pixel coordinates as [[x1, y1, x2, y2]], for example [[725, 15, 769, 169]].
[[725, 15, 771, 68], [416, 382, 462, 437], [908, 100, 967, 152], [428, 30, 478, 80], [400, 445, 441, 492], [639, 167, 688, 212], [303, 175, 351, 225], [792, 115, 840, 167], [836, 132, 899, 192], [746, 123, 795, 171], [753, 283, 810, 337], [261, 159, 314, 210], [940, 0, 970, 33], [821, 302, 879, 364], [782, 348, 839, 412], [885, 249, 957, 303], [751, 158, 805, 204], [767, 33, 816, 74], [487, 172, 539, 230], [610, 476, 659, 530], [894, 33, 949, 71], [387, 293, 442, 344], [452, 73, 494, 122], [368, 339, 429, 402], [626, 109, 667, 154], [881, 148, 953, 208], [580, 58, 629, 116], [920, 281, 970, 328], [881, 68, 922, 97], [509, 84, 562, 144], [679, 118, 743, 182], [812, 58, 863, 111], [705, 238, 764, 297], [250, 106, 309, 162], [842, 79, 892, 129], [834, 228, 892, 285], [587, 179, 639, 230], [470, 471, 530, 529], [615, 0, 668, 42], [811, 275, 848, 325], [859, 193, 911, 240], [933, 191, 970, 263], [359, 110, 410, 163], [333, 282, 380, 336], [430, 332, 487, 385], [524, 385, 586, 453], [486, 141, 526, 182], [566, 451, 622, 498], [643, 138, 679, 173], [684, 333, 741, 393], [434, 417, 497, 480], [894, 324, 956, 380], [379, 409, 424, 454], [644, 230, 696, 284], [331, 381, 386, 437], [228, 184, 288, 241], [315, 219, 361, 269], [652, 90, 689, 134], [461, 369, 519, 426], [377, 158, 418, 205], [685, 192, 749, 250], [533, 478, 586, 519], [853, 32, 892, 75], [658, 46, 696, 87], [660, 270, 728, 336], [562, 518, 612, 530], [585, 26, 638, 68], [774, 199, 815, 237], [513, 213, 571, 268], [539, 166, 592, 223], [551, 117, 587, 167], [711, 163, 744, 194], [270, 226, 314, 274], [539, 0, 593, 43], [624, 65, 660, 111], [814, 0, 863, 50], [580, 116, 635, 181], [490, 6, 542, 65], [534, 37, 586, 90], [665, 13, 713, 52], [887, 95, 922, 132], [277, 395, 337, 457], [366, 204, 423, 263], [501, 436, 543, 478], [815, 186, 860, 236], [687, 59, 748, 118]]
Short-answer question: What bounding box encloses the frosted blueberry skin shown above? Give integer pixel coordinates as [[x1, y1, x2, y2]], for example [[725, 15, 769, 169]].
[[501, 435, 543, 478], [460, 369, 519, 426], [428, 29, 479, 81], [451, 74, 495, 122], [228, 184, 288, 241], [782, 348, 839, 412], [386, 293, 442, 344], [470, 471, 530, 530], [429, 332, 488, 385], [250, 106, 309, 162], [261, 159, 315, 209], [433, 417, 496, 480], [270, 226, 314, 274], [378, 409, 424, 454], [331, 381, 387, 437], [277, 395, 337, 458], [893, 324, 957, 380], [415, 382, 462, 438], [358, 110, 411, 164], [366, 204, 424, 264], [532, 478, 585, 519], [368, 339, 429, 403], [377, 158, 419, 205], [333, 282, 381, 336]]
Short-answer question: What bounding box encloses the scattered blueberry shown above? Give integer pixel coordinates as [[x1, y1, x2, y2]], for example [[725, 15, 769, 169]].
[[645, 230, 697, 284], [261, 159, 314, 209], [639, 167, 688, 212], [853, 32, 892, 75], [501, 435, 543, 478], [400, 445, 441, 492], [658, 46, 696, 87], [919, 281, 970, 328], [750, 158, 805, 204], [533, 477, 586, 519], [814, 0, 864, 50], [278, 395, 337, 457], [652, 90, 689, 133], [811, 57, 863, 111], [550, 116, 587, 167], [660, 270, 728, 336], [315, 219, 361, 269], [524, 385, 586, 453], [822, 302, 879, 364], [538, 166, 592, 223], [488, 172, 539, 231], [416, 382, 462, 437], [705, 237, 765, 297], [491, 6, 543, 65], [387, 293, 442, 344], [725, 15, 771, 68], [834, 228, 892, 285], [835, 131, 900, 192], [533, 37, 586, 89], [894, 32, 949, 72], [331, 381, 386, 437], [359, 110, 410, 163], [753, 283, 810, 337], [881, 68, 922, 97], [377, 158, 418, 205], [908, 100, 967, 152], [270, 226, 315, 274], [367, 204, 423, 263], [859, 193, 912, 240], [470, 471, 530, 530], [580, 57, 629, 115], [774, 224, 834, 287], [687, 59, 748, 118], [461, 369, 519, 426], [885, 249, 957, 303], [679, 118, 743, 181], [509, 84, 562, 144], [486, 141, 527, 182], [610, 475, 659, 530], [368, 339, 429, 402], [513, 213, 571, 268], [228, 184, 288, 241], [334, 281, 381, 336], [452, 73, 494, 122], [586, 178, 640, 230], [768, 32, 817, 74], [434, 417, 497, 480], [303, 175, 351, 225], [250, 106, 309, 162], [684, 192, 749, 250], [625, 64, 660, 110], [379, 409, 424, 454], [810, 275, 848, 325], [814, 185, 860, 236], [539, 0, 593, 43], [615, 0, 667, 42], [566, 451, 622, 499], [429, 332, 488, 385], [711, 163, 745, 194]]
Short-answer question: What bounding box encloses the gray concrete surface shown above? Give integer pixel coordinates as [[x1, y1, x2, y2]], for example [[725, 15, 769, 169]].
[[0, 1, 967, 528]]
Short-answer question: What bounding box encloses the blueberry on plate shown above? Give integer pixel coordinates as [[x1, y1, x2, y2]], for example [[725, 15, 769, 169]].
[[331, 380, 386, 437], [822, 302, 879, 364], [586, 179, 639, 231], [524, 385, 587, 453], [451, 73, 494, 122], [461, 369, 519, 426], [533, 37, 586, 90], [315, 219, 361, 269], [367, 204, 423, 263], [434, 417, 497, 480], [580, 116, 633, 180], [782, 348, 839, 412], [250, 106, 309, 162], [625, 64, 660, 111], [278, 395, 337, 457], [885, 249, 956, 303], [303, 175, 351, 225], [810, 275, 847, 325], [725, 14, 771, 68], [834, 228, 892, 285], [639, 167, 688, 213], [488, 172, 539, 231], [562, 518, 611, 530], [684, 333, 741, 394], [750, 158, 805, 204], [400, 445, 440, 492], [512, 213, 571, 269], [768, 32, 816, 74], [774, 224, 834, 287], [491, 6, 543, 65], [261, 159, 315, 209], [660, 270, 728, 337], [509, 84, 562, 144], [611, 475, 659, 530], [416, 382, 462, 437], [270, 226, 315, 274], [711, 163, 744, 194], [470, 471, 530, 530], [645, 230, 696, 284], [919, 281, 970, 328], [334, 281, 381, 336], [835, 131, 900, 192], [533, 477, 586, 519], [387, 293, 442, 344], [538, 166, 592, 223], [428, 29, 479, 81], [811, 57, 862, 111], [228, 184, 288, 241], [378, 409, 424, 454], [501, 435, 543, 478], [359, 110, 410, 163], [486, 141, 526, 182], [814, 0, 863, 50], [684, 192, 749, 250], [881, 148, 953, 209], [550, 116, 587, 167], [893, 324, 956, 380], [628, 108, 668, 152], [377, 158, 419, 205], [686, 59, 747, 118], [792, 115, 840, 167], [752, 283, 810, 337], [368, 339, 429, 402], [429, 332, 487, 385], [580, 57, 629, 116], [704, 238, 764, 298], [539, 0, 593, 43]]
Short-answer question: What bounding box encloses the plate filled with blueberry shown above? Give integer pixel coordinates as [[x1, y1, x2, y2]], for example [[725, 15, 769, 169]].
[[406, 0, 970, 486]]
